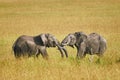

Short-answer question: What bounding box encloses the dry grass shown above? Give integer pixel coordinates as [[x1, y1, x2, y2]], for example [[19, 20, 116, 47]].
[[0, 0, 120, 80]]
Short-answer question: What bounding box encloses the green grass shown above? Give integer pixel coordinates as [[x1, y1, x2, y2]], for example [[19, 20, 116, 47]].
[[0, 0, 120, 80]]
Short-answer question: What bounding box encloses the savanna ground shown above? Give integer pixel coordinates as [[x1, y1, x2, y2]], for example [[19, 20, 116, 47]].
[[0, 0, 120, 80]]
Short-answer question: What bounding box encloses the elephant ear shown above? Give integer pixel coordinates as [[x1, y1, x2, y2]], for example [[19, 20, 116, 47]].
[[40, 34, 48, 46], [74, 32, 82, 42], [81, 33, 87, 41], [74, 32, 87, 46]]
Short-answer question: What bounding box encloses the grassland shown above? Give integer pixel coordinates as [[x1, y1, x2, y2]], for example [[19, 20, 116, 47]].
[[0, 0, 120, 80]]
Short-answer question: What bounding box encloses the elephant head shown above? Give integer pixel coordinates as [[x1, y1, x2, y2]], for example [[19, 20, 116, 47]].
[[40, 33, 68, 58], [40, 33, 56, 47], [61, 32, 87, 48], [61, 32, 87, 58]]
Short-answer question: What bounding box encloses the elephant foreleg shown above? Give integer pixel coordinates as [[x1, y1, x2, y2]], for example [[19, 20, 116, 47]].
[[89, 48, 94, 62], [77, 42, 86, 59], [76, 46, 81, 59], [35, 49, 40, 58], [40, 47, 48, 59]]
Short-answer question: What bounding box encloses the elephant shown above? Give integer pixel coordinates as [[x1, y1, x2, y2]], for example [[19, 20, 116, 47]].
[[61, 32, 107, 61], [12, 33, 68, 59]]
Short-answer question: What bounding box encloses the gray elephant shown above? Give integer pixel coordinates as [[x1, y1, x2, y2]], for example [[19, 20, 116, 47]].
[[61, 32, 107, 60], [12, 33, 68, 59]]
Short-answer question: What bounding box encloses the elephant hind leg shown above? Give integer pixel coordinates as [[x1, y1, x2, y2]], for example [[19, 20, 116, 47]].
[[14, 47, 22, 58], [15, 52, 21, 58]]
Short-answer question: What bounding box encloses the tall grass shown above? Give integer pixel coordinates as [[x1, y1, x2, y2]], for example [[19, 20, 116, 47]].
[[0, 0, 120, 80]]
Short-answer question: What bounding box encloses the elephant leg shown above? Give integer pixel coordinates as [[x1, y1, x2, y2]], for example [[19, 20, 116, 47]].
[[40, 49, 48, 59], [43, 51, 48, 60], [89, 48, 94, 62], [35, 49, 40, 58], [76, 47, 84, 59], [79, 42, 86, 59], [79, 50, 85, 59], [40, 51, 48, 59], [44, 50, 48, 59], [15, 52, 21, 58], [36, 53, 40, 58], [76, 46, 80, 59], [78, 44, 86, 59], [76, 51, 80, 59]]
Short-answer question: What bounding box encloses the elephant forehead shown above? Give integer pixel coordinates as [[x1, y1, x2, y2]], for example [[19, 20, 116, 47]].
[[63, 35, 75, 42], [70, 35, 76, 39], [67, 34, 74, 38]]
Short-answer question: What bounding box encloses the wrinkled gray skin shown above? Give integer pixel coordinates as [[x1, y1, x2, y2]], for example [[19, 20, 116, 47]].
[[12, 33, 68, 59], [61, 32, 107, 60]]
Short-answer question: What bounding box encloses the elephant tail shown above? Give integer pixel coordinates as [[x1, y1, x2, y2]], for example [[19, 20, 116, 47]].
[[12, 41, 23, 58]]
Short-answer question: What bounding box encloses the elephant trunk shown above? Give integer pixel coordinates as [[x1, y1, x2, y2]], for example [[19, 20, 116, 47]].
[[57, 45, 68, 58], [61, 46, 68, 57], [55, 41, 68, 58]]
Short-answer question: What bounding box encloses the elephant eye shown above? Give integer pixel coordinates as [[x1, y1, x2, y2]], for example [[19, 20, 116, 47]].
[[70, 36, 74, 39]]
